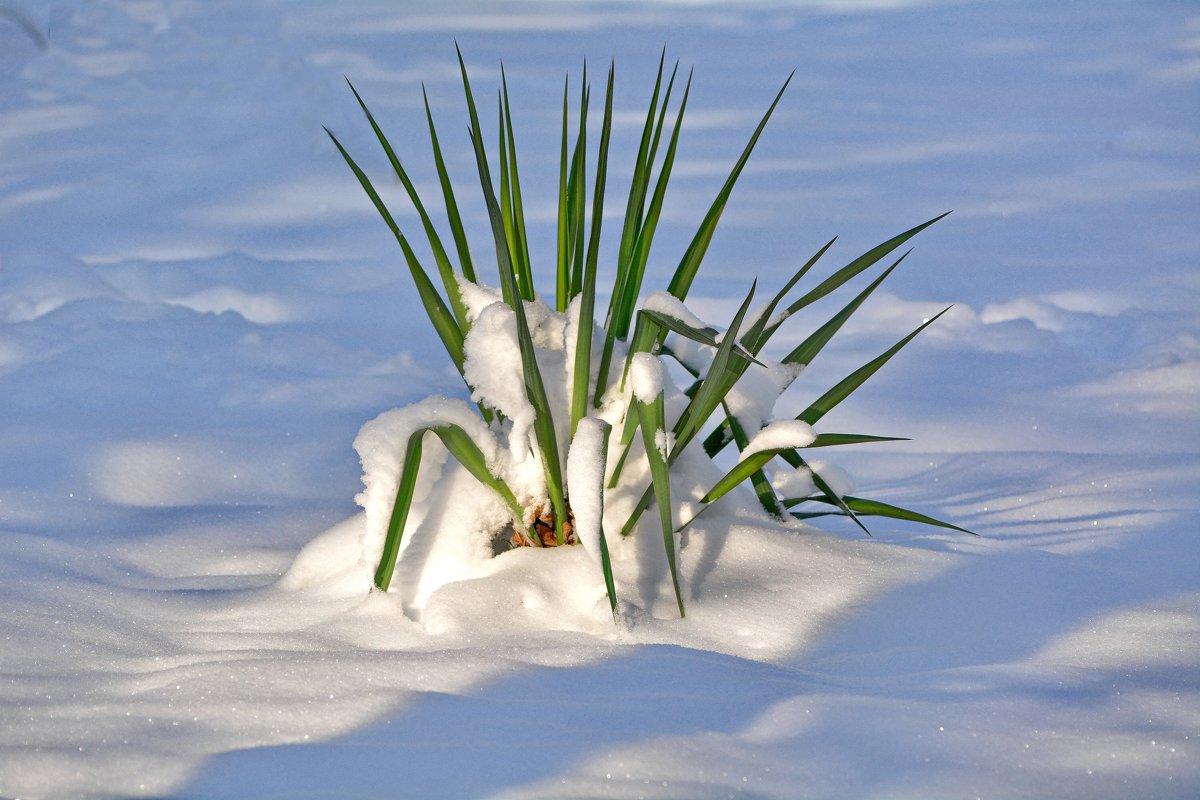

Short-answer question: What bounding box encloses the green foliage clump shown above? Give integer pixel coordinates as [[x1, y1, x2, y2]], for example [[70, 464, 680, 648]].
[[328, 48, 971, 619]]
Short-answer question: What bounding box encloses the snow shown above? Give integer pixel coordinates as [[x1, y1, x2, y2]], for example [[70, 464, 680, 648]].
[[349, 396, 514, 604], [724, 356, 804, 432], [740, 418, 816, 458], [628, 351, 665, 404], [2, 1, 1198, 799], [566, 416, 610, 565], [463, 301, 536, 429]]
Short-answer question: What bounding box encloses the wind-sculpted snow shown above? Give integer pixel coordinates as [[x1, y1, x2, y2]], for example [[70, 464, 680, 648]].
[[0, 1, 1197, 799]]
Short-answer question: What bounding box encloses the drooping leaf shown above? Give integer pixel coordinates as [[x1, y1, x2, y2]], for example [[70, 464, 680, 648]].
[[375, 424, 528, 591], [776, 449, 871, 536], [637, 308, 763, 366]]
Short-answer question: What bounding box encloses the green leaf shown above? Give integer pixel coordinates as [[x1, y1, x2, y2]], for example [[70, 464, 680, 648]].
[[458, 46, 568, 543], [787, 495, 976, 535], [780, 212, 950, 318], [637, 390, 685, 618], [345, 80, 470, 332], [808, 432, 909, 447], [698, 448, 780, 506], [617, 282, 758, 536], [568, 69, 590, 301], [375, 431, 424, 591], [799, 306, 951, 426], [741, 236, 838, 355], [776, 449, 871, 536], [614, 50, 669, 286], [325, 127, 465, 372], [571, 63, 614, 436], [672, 281, 758, 453], [665, 72, 793, 301], [556, 74, 571, 311], [500, 67, 535, 301], [637, 308, 763, 366], [723, 409, 784, 516], [594, 67, 691, 407], [422, 85, 476, 283], [375, 424, 528, 592], [783, 249, 910, 368]]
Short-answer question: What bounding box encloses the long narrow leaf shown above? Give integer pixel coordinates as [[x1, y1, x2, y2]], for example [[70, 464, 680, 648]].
[[637, 308, 763, 366], [799, 306, 951, 426], [637, 391, 685, 618], [783, 250, 910, 368], [672, 281, 757, 452], [808, 432, 909, 447], [556, 74, 570, 311], [702, 244, 905, 460], [497, 94, 516, 303], [703, 422, 907, 458], [722, 408, 784, 516], [615, 50, 667, 284], [594, 67, 690, 407], [501, 67, 535, 301], [617, 283, 758, 536], [571, 63, 614, 435], [665, 72, 793, 301], [568, 69, 589, 300], [780, 212, 950, 319], [617, 68, 690, 339], [423, 85, 476, 283], [458, 47, 568, 543], [325, 127, 464, 372], [346, 80, 470, 332], [699, 448, 781, 506], [375, 431, 424, 591], [776, 448, 870, 536], [787, 495, 976, 535], [741, 236, 838, 355], [375, 424, 528, 591]]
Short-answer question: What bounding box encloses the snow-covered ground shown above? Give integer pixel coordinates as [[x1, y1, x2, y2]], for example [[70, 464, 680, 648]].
[[1, 1, 1197, 798]]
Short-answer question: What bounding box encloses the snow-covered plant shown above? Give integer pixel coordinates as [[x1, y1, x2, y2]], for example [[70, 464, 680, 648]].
[[327, 49, 970, 618]]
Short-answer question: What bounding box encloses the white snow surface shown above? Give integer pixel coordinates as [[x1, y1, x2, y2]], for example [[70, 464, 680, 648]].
[[741, 418, 817, 458], [629, 351, 665, 404], [1, 2, 1198, 799]]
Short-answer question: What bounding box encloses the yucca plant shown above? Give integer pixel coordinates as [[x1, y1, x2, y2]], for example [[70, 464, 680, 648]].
[[328, 48, 972, 620]]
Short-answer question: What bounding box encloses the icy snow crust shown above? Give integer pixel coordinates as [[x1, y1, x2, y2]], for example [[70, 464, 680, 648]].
[[2, 2, 1199, 799]]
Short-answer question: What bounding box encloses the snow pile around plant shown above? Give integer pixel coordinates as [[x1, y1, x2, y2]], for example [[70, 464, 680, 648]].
[[2, 1, 1199, 798], [281, 288, 910, 647]]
